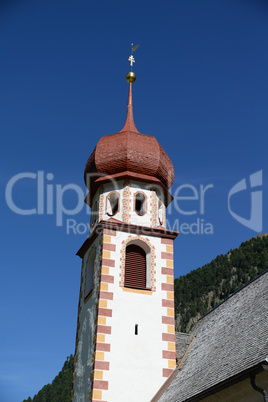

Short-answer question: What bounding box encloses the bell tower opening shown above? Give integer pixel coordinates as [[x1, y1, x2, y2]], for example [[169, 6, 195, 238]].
[[135, 192, 146, 216], [107, 192, 119, 216]]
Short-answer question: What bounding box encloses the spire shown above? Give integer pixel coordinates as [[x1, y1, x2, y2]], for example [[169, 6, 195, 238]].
[[120, 72, 139, 133], [120, 44, 140, 133]]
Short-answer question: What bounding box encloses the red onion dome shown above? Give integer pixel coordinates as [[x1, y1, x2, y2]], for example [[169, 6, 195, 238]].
[[84, 76, 174, 194]]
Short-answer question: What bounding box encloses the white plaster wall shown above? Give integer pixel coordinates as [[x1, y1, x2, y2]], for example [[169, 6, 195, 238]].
[[102, 232, 169, 402]]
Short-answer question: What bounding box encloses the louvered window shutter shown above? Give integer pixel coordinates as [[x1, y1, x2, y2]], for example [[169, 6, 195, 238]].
[[124, 244, 146, 289]]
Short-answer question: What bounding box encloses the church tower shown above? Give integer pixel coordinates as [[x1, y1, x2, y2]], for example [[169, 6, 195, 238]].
[[71, 60, 178, 402]]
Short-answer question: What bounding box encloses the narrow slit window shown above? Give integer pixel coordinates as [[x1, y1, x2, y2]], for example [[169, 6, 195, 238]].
[[135, 193, 146, 216], [135, 324, 138, 335]]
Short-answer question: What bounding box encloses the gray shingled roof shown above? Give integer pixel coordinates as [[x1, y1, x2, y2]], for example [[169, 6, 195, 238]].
[[175, 332, 194, 362], [159, 270, 268, 402]]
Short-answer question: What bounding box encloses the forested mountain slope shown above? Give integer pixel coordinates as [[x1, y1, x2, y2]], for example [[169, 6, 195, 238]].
[[175, 234, 268, 332], [22, 355, 74, 402]]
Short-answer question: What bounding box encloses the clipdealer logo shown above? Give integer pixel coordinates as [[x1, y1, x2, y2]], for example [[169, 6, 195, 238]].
[[4, 170, 263, 235]]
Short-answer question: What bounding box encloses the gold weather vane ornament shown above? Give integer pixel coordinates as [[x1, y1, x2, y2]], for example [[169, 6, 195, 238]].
[[132, 44, 140, 52], [128, 43, 140, 70], [126, 43, 140, 83]]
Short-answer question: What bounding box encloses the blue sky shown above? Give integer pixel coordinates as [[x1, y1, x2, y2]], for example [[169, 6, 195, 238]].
[[1, 0, 268, 401]]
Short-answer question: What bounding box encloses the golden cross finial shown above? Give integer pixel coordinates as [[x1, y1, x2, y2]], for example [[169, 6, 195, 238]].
[[128, 55, 135, 67]]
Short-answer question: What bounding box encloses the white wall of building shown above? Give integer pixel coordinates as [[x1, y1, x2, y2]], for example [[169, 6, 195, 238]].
[[100, 231, 171, 402]]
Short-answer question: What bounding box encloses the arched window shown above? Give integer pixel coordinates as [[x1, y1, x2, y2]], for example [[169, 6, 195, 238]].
[[135, 192, 146, 216], [124, 244, 146, 289], [158, 200, 164, 225], [107, 192, 119, 216], [90, 201, 98, 228]]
